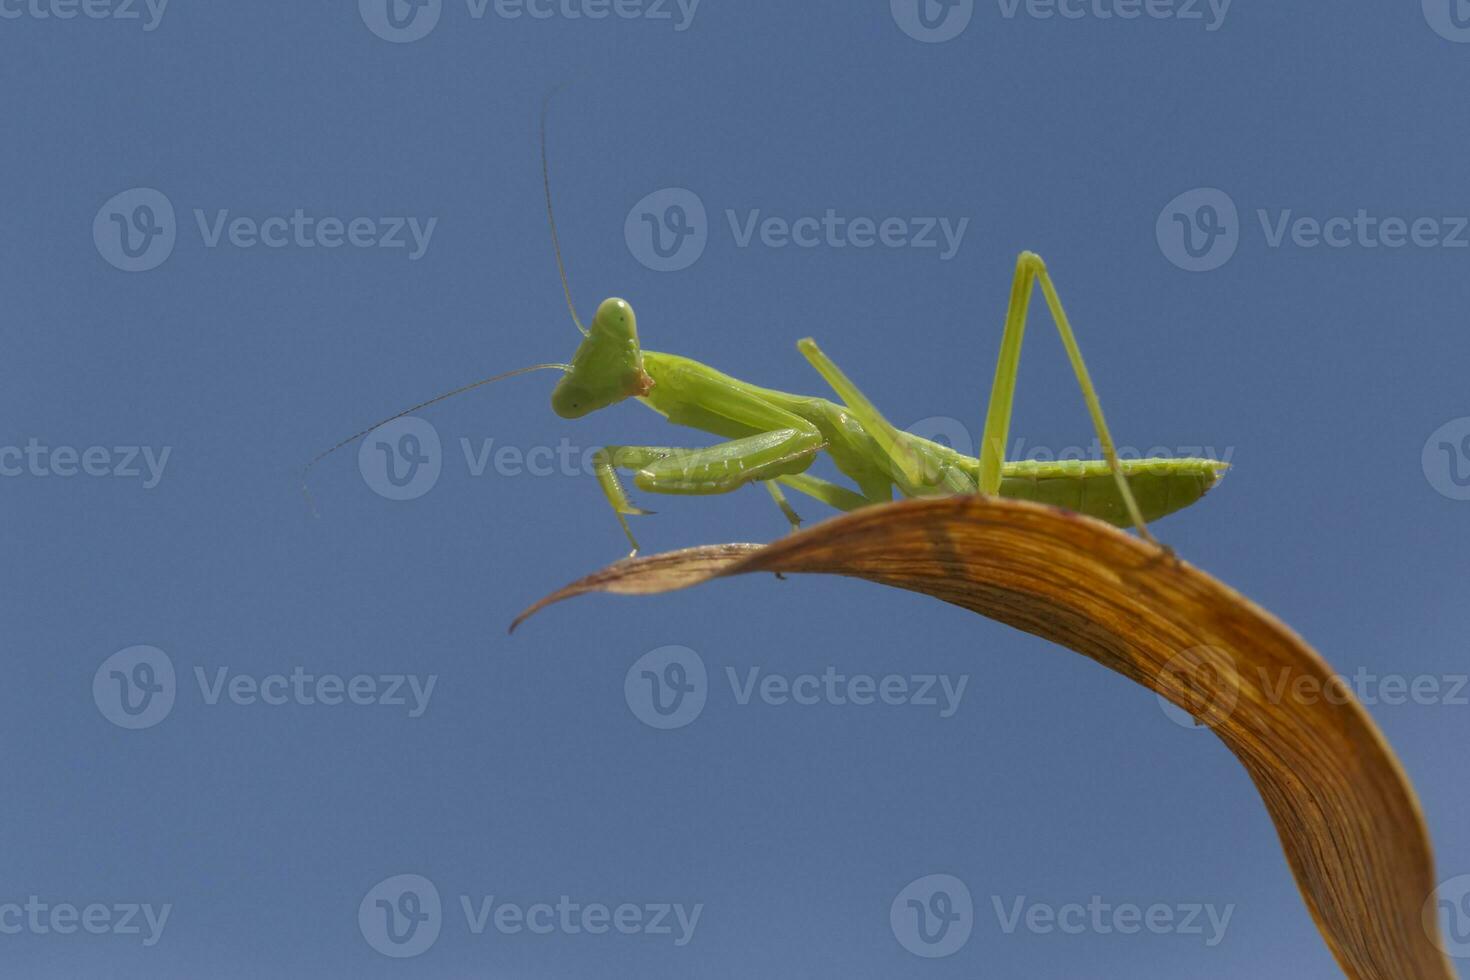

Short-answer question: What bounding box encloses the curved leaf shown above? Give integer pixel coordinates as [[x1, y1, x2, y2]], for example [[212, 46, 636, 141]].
[[513, 495, 1451, 980]]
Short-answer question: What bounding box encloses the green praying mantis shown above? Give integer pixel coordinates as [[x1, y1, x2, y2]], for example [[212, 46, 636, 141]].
[[306, 105, 1228, 556]]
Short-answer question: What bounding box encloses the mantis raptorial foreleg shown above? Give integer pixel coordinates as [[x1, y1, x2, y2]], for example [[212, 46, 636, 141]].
[[595, 428, 823, 554], [978, 251, 1157, 544], [591, 375, 827, 554]]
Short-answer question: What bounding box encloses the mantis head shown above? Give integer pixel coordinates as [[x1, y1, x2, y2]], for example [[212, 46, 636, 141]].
[[550, 297, 655, 419]]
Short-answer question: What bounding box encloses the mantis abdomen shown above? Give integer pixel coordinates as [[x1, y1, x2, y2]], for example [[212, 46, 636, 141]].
[[996, 457, 1225, 527]]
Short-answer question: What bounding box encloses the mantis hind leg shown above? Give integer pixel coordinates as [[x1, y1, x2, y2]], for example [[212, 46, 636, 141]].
[[978, 251, 1158, 544]]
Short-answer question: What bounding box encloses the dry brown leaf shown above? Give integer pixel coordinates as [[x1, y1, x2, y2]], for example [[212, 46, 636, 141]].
[[512, 495, 1452, 980]]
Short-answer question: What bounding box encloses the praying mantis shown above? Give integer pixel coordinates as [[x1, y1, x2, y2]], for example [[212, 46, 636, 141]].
[[306, 104, 1228, 556]]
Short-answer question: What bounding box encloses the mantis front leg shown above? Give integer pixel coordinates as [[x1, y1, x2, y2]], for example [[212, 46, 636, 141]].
[[594, 427, 823, 555], [978, 251, 1158, 544]]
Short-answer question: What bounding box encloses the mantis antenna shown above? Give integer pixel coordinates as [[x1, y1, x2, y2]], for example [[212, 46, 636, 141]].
[[302, 93, 585, 513], [542, 87, 587, 337], [299, 362, 571, 513]]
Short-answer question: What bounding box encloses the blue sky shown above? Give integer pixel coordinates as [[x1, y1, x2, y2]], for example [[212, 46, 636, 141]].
[[3, 1, 1470, 976]]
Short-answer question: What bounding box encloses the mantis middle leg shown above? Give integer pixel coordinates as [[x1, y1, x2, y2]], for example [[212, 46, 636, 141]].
[[775, 473, 872, 513], [796, 339, 974, 497]]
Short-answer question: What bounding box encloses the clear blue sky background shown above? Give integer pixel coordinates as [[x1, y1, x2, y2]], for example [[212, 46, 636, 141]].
[[3, 2, 1469, 977]]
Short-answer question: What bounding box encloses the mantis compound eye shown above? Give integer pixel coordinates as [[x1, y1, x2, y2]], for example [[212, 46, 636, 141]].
[[551, 383, 594, 419], [593, 297, 637, 340]]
